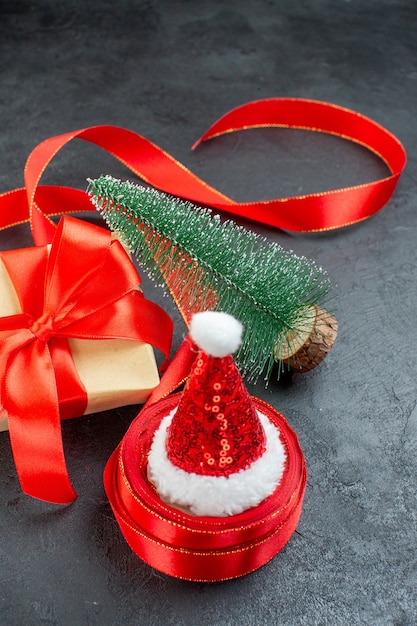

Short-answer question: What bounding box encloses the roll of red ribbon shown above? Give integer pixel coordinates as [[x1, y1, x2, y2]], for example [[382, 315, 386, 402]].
[[104, 394, 306, 582]]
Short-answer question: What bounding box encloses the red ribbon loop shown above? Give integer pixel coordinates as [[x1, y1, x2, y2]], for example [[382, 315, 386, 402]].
[[0, 215, 172, 504], [0, 98, 406, 244]]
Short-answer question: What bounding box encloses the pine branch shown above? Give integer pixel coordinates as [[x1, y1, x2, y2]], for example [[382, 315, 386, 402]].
[[87, 175, 332, 382]]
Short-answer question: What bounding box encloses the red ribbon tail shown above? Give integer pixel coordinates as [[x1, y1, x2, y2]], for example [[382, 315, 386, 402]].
[[6, 342, 77, 504], [144, 335, 196, 408]]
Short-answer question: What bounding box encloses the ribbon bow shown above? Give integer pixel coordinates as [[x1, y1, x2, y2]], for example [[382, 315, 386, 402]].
[[0, 216, 172, 504]]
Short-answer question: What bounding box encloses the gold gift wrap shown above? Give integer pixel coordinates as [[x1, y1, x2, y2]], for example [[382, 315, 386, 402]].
[[0, 254, 160, 432]]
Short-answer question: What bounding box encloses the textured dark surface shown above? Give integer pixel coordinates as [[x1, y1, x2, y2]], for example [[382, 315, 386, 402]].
[[0, 1, 416, 624]]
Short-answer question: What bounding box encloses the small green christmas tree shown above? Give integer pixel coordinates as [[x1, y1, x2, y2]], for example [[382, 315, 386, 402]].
[[88, 175, 334, 382]]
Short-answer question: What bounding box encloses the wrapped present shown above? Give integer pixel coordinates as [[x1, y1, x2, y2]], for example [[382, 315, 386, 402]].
[[0, 216, 172, 504]]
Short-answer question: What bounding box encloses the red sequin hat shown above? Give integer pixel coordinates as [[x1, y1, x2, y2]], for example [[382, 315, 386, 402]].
[[166, 330, 266, 477], [147, 311, 287, 517]]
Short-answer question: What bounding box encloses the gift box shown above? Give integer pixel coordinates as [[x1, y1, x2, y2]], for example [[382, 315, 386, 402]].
[[0, 216, 172, 503], [0, 258, 160, 432]]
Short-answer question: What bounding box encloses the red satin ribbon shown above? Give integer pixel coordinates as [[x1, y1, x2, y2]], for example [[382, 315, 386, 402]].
[[0, 98, 406, 244], [104, 394, 306, 581], [0, 216, 172, 503], [0, 98, 406, 510]]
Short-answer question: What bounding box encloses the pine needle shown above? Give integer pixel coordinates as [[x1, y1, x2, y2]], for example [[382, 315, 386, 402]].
[[87, 175, 332, 382]]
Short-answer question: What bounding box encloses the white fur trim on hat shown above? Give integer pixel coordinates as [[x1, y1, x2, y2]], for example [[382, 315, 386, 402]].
[[147, 410, 286, 517], [190, 311, 243, 358]]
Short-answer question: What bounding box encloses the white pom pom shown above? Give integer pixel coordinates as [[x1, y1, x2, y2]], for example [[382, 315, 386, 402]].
[[190, 311, 243, 358]]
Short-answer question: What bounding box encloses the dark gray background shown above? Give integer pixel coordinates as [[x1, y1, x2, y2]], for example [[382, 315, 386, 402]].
[[0, 1, 416, 624]]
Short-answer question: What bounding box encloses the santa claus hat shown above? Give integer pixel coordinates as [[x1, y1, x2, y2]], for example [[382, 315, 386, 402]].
[[147, 311, 287, 517]]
